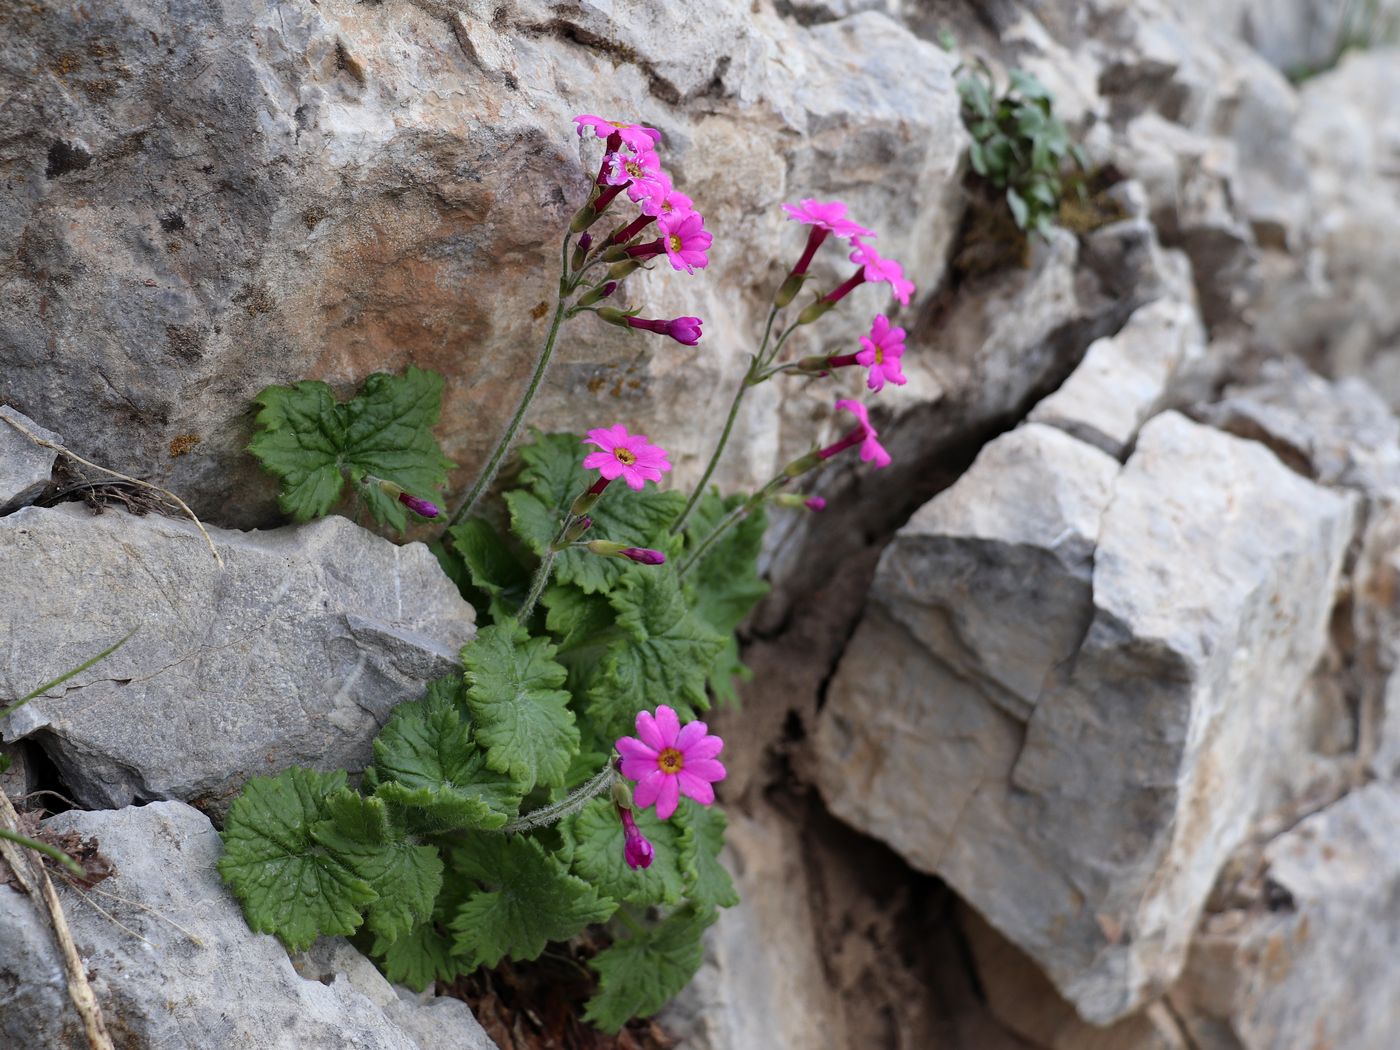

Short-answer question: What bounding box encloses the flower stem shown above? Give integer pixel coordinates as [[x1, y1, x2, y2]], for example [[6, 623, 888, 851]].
[[498, 762, 617, 834], [671, 305, 781, 534], [517, 550, 556, 624], [446, 234, 573, 529], [678, 473, 788, 577]]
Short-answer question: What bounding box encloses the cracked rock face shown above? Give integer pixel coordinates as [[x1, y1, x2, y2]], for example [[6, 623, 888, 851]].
[[0, 505, 474, 812], [0, 405, 59, 508], [0, 0, 964, 528], [1172, 783, 1400, 1050], [815, 411, 1357, 1024], [0, 801, 496, 1050]]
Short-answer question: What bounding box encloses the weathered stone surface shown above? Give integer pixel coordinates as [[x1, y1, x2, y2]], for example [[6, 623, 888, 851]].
[[1030, 298, 1205, 458], [962, 905, 1189, 1050], [0, 0, 964, 529], [295, 939, 496, 1050], [0, 405, 59, 506], [816, 412, 1356, 1023], [0, 505, 474, 811], [1173, 783, 1400, 1050], [0, 801, 495, 1049]]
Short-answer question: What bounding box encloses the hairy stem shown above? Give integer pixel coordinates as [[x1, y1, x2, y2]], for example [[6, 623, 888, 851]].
[[499, 763, 617, 834], [517, 550, 557, 624], [447, 234, 573, 528]]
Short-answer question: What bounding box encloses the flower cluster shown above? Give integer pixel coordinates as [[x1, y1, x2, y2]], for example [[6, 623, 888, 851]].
[[573, 116, 713, 345]]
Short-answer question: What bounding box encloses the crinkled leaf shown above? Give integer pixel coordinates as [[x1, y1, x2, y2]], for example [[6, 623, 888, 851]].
[[447, 517, 531, 623], [448, 833, 615, 968], [248, 382, 346, 522], [217, 767, 375, 951], [504, 431, 684, 594], [369, 921, 461, 992], [563, 798, 686, 907], [369, 677, 522, 831], [311, 792, 443, 943], [462, 624, 579, 791], [675, 800, 739, 909], [584, 906, 716, 1033], [249, 366, 453, 531], [683, 492, 768, 703], [543, 584, 625, 699], [589, 571, 726, 740]]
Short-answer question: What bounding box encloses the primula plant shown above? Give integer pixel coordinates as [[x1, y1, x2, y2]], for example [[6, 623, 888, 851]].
[[957, 63, 1086, 237], [220, 115, 915, 1032]]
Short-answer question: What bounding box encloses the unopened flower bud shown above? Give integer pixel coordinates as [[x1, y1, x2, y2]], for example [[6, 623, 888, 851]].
[[619, 806, 654, 870], [586, 540, 666, 566], [398, 492, 441, 519], [570, 233, 593, 270], [562, 515, 594, 543], [576, 281, 618, 307], [805, 496, 827, 511]]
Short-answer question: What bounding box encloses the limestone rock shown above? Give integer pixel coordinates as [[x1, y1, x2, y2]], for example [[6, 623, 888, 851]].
[[1173, 783, 1400, 1050], [815, 412, 1357, 1023], [0, 405, 59, 507], [0, 801, 495, 1049], [0, 0, 964, 529], [1030, 298, 1205, 458], [0, 505, 474, 812]]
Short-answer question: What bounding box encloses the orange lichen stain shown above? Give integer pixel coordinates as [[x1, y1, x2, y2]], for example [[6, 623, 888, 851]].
[[529, 301, 549, 320], [586, 376, 606, 394], [168, 434, 201, 458], [51, 53, 81, 76]]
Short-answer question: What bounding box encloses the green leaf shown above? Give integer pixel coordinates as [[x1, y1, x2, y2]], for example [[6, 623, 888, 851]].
[[564, 798, 686, 906], [1006, 186, 1030, 229], [584, 906, 716, 1033], [543, 584, 626, 700], [676, 800, 739, 910], [1010, 68, 1050, 100], [504, 431, 684, 594], [448, 833, 615, 968], [370, 677, 523, 831], [589, 571, 726, 740], [447, 518, 532, 623], [462, 624, 579, 791], [217, 767, 376, 951], [311, 792, 443, 943], [369, 921, 461, 992], [249, 366, 453, 531]]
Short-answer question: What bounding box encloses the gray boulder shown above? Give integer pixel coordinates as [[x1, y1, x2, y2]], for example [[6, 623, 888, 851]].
[[1173, 783, 1400, 1050], [0, 404, 59, 507], [0, 505, 474, 812], [0, 800, 495, 1049], [815, 412, 1356, 1023]]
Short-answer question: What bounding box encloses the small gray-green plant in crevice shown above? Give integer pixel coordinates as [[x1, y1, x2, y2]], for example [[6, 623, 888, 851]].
[[957, 61, 1086, 238]]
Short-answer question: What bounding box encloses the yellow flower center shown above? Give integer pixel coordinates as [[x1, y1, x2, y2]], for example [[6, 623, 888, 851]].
[[668, 234, 683, 252], [626, 159, 644, 178], [614, 447, 637, 466], [874, 347, 884, 364], [658, 747, 684, 773]]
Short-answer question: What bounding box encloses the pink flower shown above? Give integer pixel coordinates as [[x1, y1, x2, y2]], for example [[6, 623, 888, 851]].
[[618, 806, 654, 870], [397, 492, 440, 519], [621, 547, 666, 565], [818, 399, 892, 468], [657, 210, 712, 274], [617, 705, 727, 820], [855, 315, 907, 391], [582, 425, 672, 491], [574, 115, 661, 151], [636, 172, 695, 220], [604, 148, 662, 188], [850, 242, 915, 306], [625, 315, 703, 345], [783, 198, 876, 241]]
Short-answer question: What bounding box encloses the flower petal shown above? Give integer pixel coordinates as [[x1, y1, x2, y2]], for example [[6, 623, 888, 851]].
[[616, 736, 658, 763], [677, 771, 715, 806], [621, 755, 656, 780], [684, 758, 727, 783], [654, 705, 681, 747], [675, 720, 709, 752], [633, 768, 665, 809], [635, 710, 665, 750], [686, 735, 724, 761], [655, 774, 681, 820]]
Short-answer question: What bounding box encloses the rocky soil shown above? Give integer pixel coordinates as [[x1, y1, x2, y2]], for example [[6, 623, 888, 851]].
[[3, 0, 1400, 1048]]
